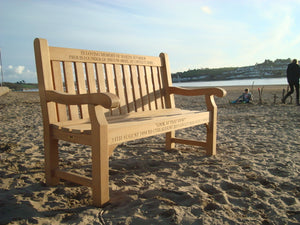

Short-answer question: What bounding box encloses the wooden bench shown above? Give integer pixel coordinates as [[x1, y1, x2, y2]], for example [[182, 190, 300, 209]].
[[34, 38, 226, 207]]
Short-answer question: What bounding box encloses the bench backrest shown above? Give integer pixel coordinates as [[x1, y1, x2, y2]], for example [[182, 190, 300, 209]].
[[34, 38, 175, 124]]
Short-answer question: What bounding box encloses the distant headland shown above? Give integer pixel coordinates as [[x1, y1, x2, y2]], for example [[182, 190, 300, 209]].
[[172, 58, 291, 83]]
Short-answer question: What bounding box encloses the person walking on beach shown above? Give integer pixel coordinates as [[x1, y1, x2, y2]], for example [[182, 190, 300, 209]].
[[282, 59, 300, 105]]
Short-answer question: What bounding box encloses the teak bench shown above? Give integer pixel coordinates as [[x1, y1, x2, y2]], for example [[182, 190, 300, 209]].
[[34, 38, 226, 207]]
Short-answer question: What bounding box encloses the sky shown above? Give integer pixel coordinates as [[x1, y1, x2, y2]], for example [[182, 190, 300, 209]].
[[1, 0, 300, 83]]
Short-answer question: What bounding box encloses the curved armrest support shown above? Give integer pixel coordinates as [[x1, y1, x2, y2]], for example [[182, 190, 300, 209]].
[[168, 87, 227, 98], [45, 90, 120, 109]]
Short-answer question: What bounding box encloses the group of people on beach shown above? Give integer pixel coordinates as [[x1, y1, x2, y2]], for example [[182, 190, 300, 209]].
[[233, 59, 300, 105]]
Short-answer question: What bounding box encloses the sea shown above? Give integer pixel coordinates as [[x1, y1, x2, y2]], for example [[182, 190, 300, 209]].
[[22, 77, 288, 91], [173, 77, 287, 87]]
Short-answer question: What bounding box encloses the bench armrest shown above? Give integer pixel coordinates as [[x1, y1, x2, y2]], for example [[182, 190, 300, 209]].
[[168, 87, 226, 98], [45, 90, 120, 109]]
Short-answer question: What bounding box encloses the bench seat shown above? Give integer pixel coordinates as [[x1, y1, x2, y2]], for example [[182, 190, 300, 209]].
[[52, 108, 210, 145]]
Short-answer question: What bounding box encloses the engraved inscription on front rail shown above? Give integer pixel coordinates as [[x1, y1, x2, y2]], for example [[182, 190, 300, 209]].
[[110, 117, 209, 144], [69, 50, 154, 65]]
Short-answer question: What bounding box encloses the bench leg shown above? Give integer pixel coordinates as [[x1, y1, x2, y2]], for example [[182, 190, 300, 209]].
[[205, 95, 218, 156], [44, 135, 59, 185], [206, 113, 217, 156], [206, 124, 217, 156], [166, 131, 175, 150], [91, 131, 110, 207]]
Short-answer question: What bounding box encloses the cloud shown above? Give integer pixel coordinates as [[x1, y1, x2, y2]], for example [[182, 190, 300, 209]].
[[201, 6, 212, 14], [2, 0, 300, 76], [239, 4, 296, 64], [15, 66, 25, 74], [3, 65, 36, 83]]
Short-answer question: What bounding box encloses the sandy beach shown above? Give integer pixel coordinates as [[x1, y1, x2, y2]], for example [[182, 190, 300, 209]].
[[0, 85, 299, 225]]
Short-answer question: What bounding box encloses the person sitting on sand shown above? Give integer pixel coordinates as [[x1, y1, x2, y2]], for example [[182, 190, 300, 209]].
[[232, 88, 253, 103]]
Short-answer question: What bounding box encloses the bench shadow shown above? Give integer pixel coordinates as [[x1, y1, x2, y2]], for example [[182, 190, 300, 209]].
[[0, 183, 94, 224]]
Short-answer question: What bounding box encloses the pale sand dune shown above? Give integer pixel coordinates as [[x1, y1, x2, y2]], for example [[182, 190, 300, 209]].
[[0, 86, 299, 224]]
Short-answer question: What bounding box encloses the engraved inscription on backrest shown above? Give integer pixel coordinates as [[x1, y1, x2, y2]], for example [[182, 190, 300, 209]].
[[48, 47, 168, 122]]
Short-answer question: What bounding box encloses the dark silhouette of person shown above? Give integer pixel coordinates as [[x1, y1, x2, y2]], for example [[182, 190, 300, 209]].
[[282, 59, 300, 105]]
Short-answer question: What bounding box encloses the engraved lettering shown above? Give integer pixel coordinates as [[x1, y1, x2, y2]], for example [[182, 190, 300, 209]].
[[69, 51, 154, 65], [110, 117, 209, 144]]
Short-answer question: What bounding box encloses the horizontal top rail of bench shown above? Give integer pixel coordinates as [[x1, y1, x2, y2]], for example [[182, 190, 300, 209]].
[[49, 46, 163, 66]]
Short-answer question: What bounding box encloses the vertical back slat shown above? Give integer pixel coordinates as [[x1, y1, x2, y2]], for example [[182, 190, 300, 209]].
[[74, 62, 89, 119], [105, 64, 119, 116], [151, 66, 163, 109], [52, 61, 68, 121], [114, 65, 127, 114], [145, 66, 155, 110], [95, 64, 107, 93], [130, 65, 142, 112], [86, 63, 97, 93], [137, 65, 149, 111], [63, 62, 79, 120], [75, 62, 89, 119], [157, 67, 166, 108], [95, 63, 109, 115], [122, 65, 135, 113]]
